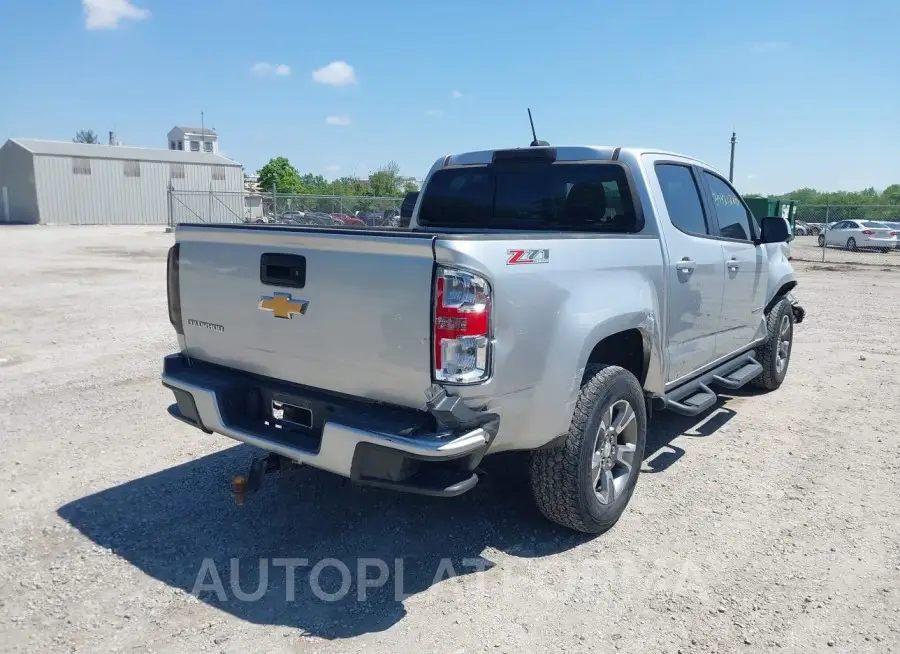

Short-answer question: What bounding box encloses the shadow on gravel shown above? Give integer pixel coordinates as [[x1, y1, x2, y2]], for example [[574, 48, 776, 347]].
[[57, 398, 745, 638], [642, 396, 740, 473], [57, 445, 591, 639]]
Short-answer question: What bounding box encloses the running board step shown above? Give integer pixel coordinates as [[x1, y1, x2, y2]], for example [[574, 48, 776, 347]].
[[663, 382, 718, 417], [711, 359, 763, 390]]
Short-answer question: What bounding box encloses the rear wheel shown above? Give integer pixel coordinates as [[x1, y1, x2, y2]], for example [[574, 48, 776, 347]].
[[847, 237, 858, 251], [752, 298, 794, 391], [529, 365, 646, 534]]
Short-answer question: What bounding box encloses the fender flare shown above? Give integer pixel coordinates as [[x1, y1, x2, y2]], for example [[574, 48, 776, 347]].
[[765, 278, 797, 315]]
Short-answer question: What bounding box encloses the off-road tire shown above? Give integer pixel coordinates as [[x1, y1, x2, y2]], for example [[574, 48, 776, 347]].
[[751, 297, 794, 391], [529, 365, 646, 534]]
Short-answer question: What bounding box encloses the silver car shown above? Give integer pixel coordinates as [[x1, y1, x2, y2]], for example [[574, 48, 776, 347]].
[[818, 220, 897, 252]]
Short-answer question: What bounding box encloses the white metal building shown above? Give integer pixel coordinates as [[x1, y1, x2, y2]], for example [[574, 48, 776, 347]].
[[167, 126, 219, 154], [0, 139, 242, 225]]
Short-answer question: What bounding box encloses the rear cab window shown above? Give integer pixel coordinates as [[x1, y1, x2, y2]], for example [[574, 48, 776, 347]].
[[417, 157, 642, 232]]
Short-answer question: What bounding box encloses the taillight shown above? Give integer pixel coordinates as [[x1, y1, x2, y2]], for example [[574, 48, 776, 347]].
[[167, 244, 183, 335], [891, 232, 897, 237], [862, 230, 874, 235], [433, 266, 491, 384]]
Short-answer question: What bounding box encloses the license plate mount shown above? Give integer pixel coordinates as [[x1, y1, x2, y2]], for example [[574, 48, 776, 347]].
[[271, 399, 313, 429]]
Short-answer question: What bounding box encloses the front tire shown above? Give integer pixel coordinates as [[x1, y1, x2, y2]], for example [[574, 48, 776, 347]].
[[818, 234, 825, 247], [529, 365, 646, 534], [751, 298, 794, 391]]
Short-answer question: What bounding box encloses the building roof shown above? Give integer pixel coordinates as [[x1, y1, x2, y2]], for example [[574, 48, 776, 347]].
[[6, 139, 238, 166], [171, 126, 217, 136]]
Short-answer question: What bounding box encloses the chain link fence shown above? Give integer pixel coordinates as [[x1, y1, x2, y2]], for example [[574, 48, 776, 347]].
[[168, 187, 405, 229], [790, 205, 900, 266]]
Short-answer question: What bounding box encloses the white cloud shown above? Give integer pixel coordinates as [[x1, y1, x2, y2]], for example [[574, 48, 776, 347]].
[[424, 109, 444, 118], [83, 0, 149, 30], [325, 115, 351, 126], [325, 164, 341, 173], [751, 41, 786, 53], [451, 89, 463, 99], [251, 62, 291, 77], [312, 61, 357, 87]]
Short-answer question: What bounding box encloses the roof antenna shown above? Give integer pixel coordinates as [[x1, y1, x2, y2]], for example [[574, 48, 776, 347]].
[[527, 108, 549, 147]]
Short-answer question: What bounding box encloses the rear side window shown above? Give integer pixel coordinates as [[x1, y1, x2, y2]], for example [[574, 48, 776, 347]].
[[400, 191, 419, 218], [418, 163, 640, 232], [655, 164, 709, 236]]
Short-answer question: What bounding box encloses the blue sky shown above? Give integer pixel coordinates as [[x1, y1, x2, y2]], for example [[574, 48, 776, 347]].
[[0, 0, 897, 194]]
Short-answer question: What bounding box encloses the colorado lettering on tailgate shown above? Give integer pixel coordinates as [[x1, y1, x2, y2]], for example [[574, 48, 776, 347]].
[[506, 248, 550, 265]]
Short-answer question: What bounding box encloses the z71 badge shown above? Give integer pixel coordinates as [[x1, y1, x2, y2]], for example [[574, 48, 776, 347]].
[[506, 248, 550, 265]]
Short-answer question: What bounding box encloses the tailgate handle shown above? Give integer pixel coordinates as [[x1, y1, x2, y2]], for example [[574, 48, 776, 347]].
[[260, 253, 306, 288]]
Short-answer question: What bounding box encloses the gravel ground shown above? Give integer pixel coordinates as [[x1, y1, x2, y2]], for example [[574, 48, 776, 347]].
[[1, 226, 898, 654]]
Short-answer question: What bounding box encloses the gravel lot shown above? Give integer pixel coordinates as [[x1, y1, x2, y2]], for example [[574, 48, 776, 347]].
[[1, 226, 898, 653]]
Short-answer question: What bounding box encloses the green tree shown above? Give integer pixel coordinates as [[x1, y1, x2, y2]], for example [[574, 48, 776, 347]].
[[73, 129, 99, 144], [882, 184, 900, 204], [403, 180, 419, 193], [257, 156, 302, 193], [368, 160, 401, 197], [298, 173, 330, 195]]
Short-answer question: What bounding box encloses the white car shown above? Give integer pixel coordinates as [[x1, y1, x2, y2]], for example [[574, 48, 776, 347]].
[[818, 220, 897, 252], [881, 222, 900, 249]]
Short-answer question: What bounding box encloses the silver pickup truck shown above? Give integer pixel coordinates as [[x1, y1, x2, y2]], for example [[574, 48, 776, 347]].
[[162, 145, 804, 534]]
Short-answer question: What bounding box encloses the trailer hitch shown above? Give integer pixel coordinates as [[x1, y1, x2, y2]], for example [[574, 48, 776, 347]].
[[231, 453, 298, 505]]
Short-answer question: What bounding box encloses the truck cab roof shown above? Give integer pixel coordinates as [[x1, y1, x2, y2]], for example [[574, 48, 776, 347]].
[[442, 145, 716, 171]]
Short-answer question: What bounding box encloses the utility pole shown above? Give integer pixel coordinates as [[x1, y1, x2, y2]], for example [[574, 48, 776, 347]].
[[728, 131, 737, 183]]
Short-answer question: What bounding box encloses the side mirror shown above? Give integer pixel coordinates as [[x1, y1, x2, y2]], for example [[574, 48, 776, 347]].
[[758, 216, 790, 244]]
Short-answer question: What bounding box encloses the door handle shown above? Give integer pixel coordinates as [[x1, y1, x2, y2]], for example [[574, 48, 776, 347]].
[[676, 258, 696, 273], [727, 258, 740, 272], [260, 253, 306, 288]]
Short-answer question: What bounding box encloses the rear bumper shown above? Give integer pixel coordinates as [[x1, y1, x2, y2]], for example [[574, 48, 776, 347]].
[[161, 355, 497, 496], [860, 237, 897, 248]]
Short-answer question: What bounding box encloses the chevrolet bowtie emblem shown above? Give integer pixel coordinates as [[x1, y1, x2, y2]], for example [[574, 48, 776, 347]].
[[259, 292, 309, 319]]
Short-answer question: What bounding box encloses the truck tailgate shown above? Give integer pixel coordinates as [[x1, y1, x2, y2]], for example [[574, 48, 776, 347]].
[[176, 225, 437, 408]]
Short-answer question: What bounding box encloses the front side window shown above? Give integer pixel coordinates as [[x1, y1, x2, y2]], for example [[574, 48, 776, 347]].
[[703, 172, 754, 241], [656, 164, 709, 236], [418, 162, 640, 232]]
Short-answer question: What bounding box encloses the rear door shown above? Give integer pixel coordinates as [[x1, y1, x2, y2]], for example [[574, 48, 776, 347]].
[[647, 158, 725, 383], [825, 221, 848, 246], [698, 170, 768, 356]]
